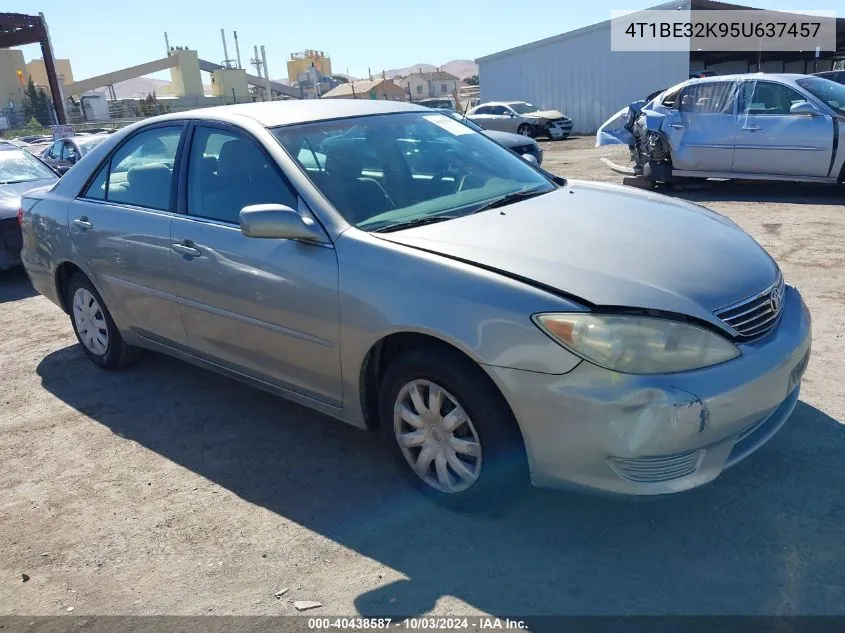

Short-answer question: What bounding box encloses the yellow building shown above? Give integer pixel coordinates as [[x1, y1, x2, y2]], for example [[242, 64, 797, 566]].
[[26, 57, 75, 95], [287, 50, 332, 82], [0, 49, 28, 109]]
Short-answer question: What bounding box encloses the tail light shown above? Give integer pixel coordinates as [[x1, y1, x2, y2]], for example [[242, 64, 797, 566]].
[[17, 207, 23, 227]]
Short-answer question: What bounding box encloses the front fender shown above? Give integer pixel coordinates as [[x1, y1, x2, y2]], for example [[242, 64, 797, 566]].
[[334, 230, 586, 423]]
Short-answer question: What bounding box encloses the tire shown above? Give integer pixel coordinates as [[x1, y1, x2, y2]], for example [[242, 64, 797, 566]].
[[516, 124, 533, 137], [378, 346, 528, 511], [66, 272, 141, 370]]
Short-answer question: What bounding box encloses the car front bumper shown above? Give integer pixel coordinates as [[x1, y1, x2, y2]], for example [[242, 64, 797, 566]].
[[486, 285, 812, 495]]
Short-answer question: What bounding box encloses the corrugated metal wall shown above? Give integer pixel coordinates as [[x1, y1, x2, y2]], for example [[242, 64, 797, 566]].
[[477, 24, 689, 134]]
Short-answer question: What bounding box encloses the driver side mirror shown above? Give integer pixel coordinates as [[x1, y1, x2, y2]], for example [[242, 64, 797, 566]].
[[790, 101, 819, 116], [239, 204, 325, 242], [67, 152, 78, 164]]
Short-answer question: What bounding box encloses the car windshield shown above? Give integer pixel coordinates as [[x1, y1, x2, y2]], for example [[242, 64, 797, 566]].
[[509, 102, 539, 114], [272, 111, 555, 231], [77, 135, 108, 154], [0, 149, 56, 184], [796, 76, 845, 114]]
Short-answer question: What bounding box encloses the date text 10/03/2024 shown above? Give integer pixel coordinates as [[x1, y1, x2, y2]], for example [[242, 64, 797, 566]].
[[307, 618, 528, 630]]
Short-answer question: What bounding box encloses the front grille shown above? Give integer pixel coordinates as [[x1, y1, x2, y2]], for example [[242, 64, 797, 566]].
[[715, 274, 785, 340], [513, 144, 535, 154], [608, 449, 702, 483]]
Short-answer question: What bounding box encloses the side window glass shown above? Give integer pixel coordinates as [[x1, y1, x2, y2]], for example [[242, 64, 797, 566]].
[[679, 82, 736, 113], [747, 83, 807, 115], [489, 106, 507, 115], [106, 126, 182, 210], [82, 163, 108, 200], [61, 142, 76, 161], [48, 141, 61, 159], [186, 126, 297, 224]]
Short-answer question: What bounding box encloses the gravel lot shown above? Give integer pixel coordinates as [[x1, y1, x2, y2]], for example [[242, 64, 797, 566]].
[[2, 136, 844, 617]]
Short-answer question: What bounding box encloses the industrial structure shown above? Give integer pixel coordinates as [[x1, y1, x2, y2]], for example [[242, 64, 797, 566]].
[[477, 0, 845, 133], [287, 50, 332, 83], [0, 12, 66, 123]]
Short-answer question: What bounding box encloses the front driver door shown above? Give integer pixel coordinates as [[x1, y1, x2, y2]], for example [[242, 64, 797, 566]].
[[732, 80, 834, 177], [170, 123, 342, 405], [661, 80, 738, 173]]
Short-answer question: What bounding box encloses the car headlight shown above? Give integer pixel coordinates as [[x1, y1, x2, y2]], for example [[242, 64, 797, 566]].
[[533, 313, 740, 374]]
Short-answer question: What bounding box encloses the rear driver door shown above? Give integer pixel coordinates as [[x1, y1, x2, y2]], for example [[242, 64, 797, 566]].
[[68, 123, 188, 346]]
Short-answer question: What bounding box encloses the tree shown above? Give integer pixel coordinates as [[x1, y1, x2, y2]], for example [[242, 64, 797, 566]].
[[463, 75, 479, 86], [22, 77, 51, 127], [139, 92, 170, 117]]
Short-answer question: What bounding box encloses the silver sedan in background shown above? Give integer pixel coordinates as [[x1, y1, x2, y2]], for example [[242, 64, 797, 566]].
[[21, 100, 810, 510]]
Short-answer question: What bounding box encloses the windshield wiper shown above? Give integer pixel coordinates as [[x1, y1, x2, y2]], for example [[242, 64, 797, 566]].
[[0, 179, 33, 185], [469, 186, 551, 215], [371, 215, 459, 233]]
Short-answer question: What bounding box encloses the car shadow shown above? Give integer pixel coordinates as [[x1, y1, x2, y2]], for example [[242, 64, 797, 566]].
[[660, 180, 843, 205], [35, 346, 845, 621], [0, 267, 36, 303]]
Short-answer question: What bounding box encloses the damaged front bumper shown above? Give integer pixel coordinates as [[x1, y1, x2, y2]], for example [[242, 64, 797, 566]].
[[486, 285, 812, 495]]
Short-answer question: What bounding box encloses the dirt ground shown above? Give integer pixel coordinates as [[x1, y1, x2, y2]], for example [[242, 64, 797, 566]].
[[1, 136, 844, 618]]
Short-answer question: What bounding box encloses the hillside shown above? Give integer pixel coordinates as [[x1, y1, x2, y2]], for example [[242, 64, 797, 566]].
[[385, 60, 477, 80]]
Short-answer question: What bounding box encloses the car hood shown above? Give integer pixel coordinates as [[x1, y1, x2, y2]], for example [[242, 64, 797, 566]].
[[522, 109, 566, 120], [375, 181, 779, 328], [0, 178, 56, 219], [484, 130, 537, 147]]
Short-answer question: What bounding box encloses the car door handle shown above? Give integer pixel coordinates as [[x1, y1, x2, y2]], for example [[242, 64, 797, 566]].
[[742, 125, 762, 131], [172, 242, 202, 257], [72, 217, 93, 230], [668, 123, 685, 129]]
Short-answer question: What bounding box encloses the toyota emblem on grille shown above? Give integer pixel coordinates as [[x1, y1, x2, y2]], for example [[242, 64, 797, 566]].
[[770, 284, 783, 313]]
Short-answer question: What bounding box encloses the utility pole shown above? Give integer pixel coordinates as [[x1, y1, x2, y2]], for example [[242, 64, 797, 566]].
[[261, 45, 271, 101], [233, 31, 242, 69]]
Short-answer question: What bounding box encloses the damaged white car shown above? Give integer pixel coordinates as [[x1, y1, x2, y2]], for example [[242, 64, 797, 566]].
[[467, 101, 573, 139], [597, 74, 845, 186]]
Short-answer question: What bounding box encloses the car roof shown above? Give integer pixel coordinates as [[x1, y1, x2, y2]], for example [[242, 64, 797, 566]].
[[143, 99, 427, 128], [683, 73, 812, 86]]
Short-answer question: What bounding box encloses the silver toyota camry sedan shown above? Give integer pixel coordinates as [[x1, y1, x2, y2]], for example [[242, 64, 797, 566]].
[[20, 100, 811, 510]]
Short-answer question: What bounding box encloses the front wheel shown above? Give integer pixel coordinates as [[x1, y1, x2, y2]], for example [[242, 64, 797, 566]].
[[516, 123, 533, 137], [67, 273, 141, 369], [379, 346, 528, 511]]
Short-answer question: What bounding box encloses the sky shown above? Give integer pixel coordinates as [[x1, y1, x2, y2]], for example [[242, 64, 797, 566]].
[[9, 0, 842, 82]]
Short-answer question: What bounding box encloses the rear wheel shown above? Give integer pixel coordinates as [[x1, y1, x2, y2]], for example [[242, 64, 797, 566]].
[[379, 346, 528, 511], [67, 273, 141, 369]]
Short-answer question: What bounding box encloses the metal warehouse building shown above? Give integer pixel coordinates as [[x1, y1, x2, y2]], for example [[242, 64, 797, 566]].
[[476, 0, 845, 134]]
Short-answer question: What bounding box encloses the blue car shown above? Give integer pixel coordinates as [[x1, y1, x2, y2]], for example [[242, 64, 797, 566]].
[[597, 73, 845, 186]]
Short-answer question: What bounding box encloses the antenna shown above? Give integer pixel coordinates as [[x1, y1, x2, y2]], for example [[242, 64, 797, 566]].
[[233, 31, 242, 69], [164, 32, 170, 57]]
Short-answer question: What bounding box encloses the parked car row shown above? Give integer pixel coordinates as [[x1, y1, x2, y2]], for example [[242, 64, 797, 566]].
[[17, 99, 810, 510], [597, 72, 845, 186]]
